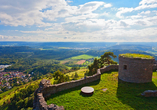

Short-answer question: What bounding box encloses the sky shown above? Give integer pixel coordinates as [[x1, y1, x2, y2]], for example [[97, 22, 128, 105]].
[[0, 0, 157, 42]]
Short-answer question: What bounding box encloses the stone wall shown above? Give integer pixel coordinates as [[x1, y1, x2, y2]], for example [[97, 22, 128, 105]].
[[119, 56, 155, 83], [153, 64, 157, 71], [33, 65, 118, 110]]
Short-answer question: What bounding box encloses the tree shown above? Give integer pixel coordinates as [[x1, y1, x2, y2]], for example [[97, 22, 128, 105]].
[[74, 72, 79, 79], [53, 70, 62, 80], [88, 52, 117, 76], [100, 52, 117, 67], [53, 70, 70, 84]]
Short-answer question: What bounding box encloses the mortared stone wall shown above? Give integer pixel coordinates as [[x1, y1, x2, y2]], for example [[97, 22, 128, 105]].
[[119, 56, 155, 83]]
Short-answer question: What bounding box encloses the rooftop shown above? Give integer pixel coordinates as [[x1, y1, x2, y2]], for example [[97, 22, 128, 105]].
[[119, 53, 154, 59]]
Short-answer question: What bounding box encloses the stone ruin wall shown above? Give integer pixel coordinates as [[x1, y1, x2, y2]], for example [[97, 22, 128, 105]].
[[33, 65, 118, 110], [119, 56, 155, 83], [153, 64, 157, 70]]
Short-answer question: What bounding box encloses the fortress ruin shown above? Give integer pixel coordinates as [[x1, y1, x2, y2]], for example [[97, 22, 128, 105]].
[[118, 54, 155, 83], [33, 53, 157, 110]]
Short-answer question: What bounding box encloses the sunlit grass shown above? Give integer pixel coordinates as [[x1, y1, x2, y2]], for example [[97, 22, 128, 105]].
[[49, 68, 88, 84], [65, 68, 88, 80], [70, 54, 96, 60], [119, 53, 154, 59]]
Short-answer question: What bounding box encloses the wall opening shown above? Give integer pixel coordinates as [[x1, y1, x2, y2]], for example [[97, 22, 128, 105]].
[[123, 65, 127, 70]]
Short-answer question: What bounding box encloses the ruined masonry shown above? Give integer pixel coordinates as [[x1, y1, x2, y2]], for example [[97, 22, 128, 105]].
[[119, 55, 155, 83]]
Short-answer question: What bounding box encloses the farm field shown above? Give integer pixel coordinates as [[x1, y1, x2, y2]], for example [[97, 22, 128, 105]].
[[60, 54, 97, 66], [76, 60, 86, 65], [70, 54, 96, 60], [46, 71, 157, 110]]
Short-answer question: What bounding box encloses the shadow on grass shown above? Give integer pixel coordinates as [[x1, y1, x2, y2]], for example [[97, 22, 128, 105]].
[[117, 79, 157, 110], [79, 92, 93, 97], [45, 79, 100, 101], [101, 69, 118, 75]]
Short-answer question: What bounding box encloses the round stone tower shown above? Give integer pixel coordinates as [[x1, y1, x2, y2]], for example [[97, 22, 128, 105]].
[[118, 53, 155, 83]]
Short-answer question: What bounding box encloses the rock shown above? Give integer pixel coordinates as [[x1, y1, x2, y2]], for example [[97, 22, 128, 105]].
[[141, 90, 157, 97]]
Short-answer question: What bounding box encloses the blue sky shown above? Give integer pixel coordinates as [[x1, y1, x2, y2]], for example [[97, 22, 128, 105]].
[[0, 0, 157, 42]]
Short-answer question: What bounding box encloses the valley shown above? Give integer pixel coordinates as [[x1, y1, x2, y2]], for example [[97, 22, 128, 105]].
[[0, 42, 157, 109]]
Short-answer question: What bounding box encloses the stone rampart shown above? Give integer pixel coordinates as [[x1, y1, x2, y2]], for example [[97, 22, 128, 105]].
[[33, 65, 118, 110]]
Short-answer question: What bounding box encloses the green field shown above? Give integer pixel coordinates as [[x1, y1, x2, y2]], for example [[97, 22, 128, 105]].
[[46, 71, 157, 110], [70, 54, 96, 60]]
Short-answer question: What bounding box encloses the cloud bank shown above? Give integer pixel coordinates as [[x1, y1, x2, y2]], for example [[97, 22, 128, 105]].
[[0, 0, 157, 42]]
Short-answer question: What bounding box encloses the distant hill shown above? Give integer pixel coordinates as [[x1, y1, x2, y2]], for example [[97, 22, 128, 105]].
[[107, 44, 152, 51], [0, 42, 156, 50]]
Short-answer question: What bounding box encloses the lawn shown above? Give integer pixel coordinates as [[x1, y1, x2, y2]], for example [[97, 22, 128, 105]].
[[46, 71, 157, 110], [70, 54, 96, 60]]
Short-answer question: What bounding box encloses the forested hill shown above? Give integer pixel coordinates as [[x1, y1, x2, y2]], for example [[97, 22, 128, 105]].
[[0, 46, 156, 66]]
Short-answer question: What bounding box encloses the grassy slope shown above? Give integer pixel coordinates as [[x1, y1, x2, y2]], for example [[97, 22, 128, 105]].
[[70, 54, 95, 60], [65, 68, 88, 80], [0, 79, 41, 106], [46, 71, 157, 110], [50, 68, 88, 84]]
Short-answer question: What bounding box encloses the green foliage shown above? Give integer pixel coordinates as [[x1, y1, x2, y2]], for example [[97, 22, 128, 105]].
[[88, 52, 117, 76], [53, 70, 70, 84], [1, 81, 39, 110], [71, 67, 80, 70], [71, 72, 79, 80], [119, 53, 154, 59]]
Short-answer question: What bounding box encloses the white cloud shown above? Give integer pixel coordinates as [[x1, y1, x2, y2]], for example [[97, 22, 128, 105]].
[[104, 4, 112, 8], [116, 7, 134, 18], [78, 1, 105, 14], [2, 26, 157, 42], [139, 0, 157, 5], [116, 0, 157, 18], [0, 0, 69, 26]]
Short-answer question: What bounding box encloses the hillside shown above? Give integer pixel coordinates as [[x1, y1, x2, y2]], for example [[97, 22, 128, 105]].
[[0, 68, 87, 110]]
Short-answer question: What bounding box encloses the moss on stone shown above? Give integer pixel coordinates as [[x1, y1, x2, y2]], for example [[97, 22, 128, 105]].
[[119, 53, 154, 59]]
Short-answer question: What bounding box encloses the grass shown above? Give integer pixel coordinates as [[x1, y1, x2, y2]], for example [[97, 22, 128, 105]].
[[46, 71, 157, 110], [70, 54, 96, 60], [119, 53, 154, 59]]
